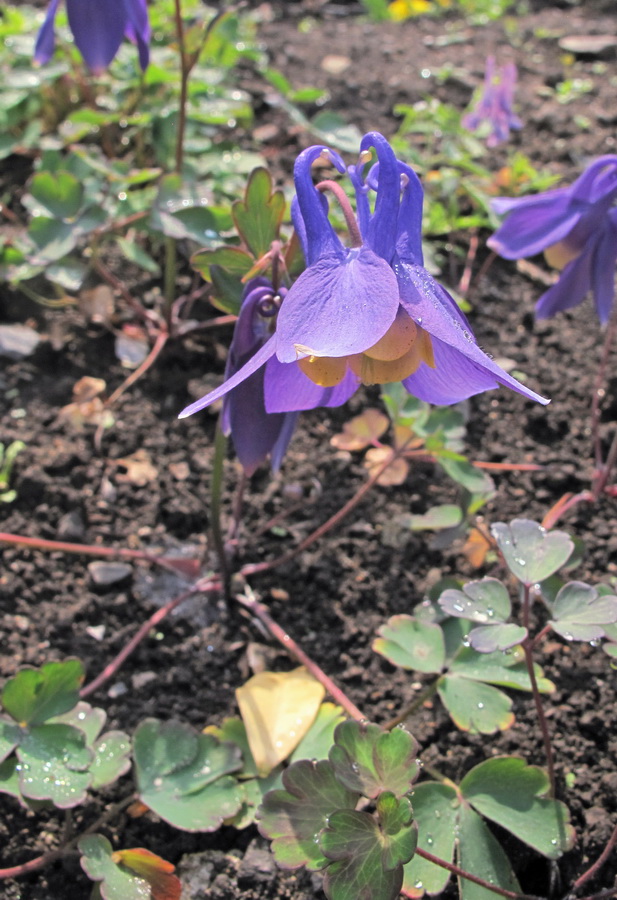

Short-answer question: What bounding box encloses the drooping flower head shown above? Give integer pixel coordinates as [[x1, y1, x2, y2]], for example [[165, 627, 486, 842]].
[[35, 0, 150, 74], [180, 132, 547, 421], [488, 155, 617, 323], [462, 57, 522, 148], [221, 280, 298, 475]]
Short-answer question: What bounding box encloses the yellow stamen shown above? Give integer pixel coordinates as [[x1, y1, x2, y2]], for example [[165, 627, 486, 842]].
[[364, 309, 418, 361], [544, 240, 581, 271], [297, 354, 348, 387], [349, 326, 435, 385]]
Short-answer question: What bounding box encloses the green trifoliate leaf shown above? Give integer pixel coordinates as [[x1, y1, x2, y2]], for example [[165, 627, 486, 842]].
[[0, 717, 20, 763], [329, 721, 419, 799], [0, 755, 21, 802], [90, 731, 132, 790], [403, 782, 459, 896], [373, 616, 445, 674], [438, 456, 494, 495], [456, 805, 521, 900], [449, 646, 554, 692], [437, 675, 514, 734], [468, 623, 528, 653], [134, 719, 243, 831], [404, 505, 463, 532], [549, 581, 617, 641], [460, 757, 575, 858], [27, 170, 84, 220], [49, 700, 106, 745], [491, 519, 573, 585], [257, 759, 359, 870], [2, 659, 84, 726], [16, 723, 93, 807], [232, 167, 285, 258], [79, 834, 152, 900], [438, 578, 511, 624], [291, 703, 347, 764], [320, 795, 416, 900]]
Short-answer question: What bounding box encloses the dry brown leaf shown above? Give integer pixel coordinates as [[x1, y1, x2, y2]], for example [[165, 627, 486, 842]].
[[235, 666, 325, 776], [330, 408, 389, 452], [462, 526, 492, 568], [113, 449, 158, 486], [363, 446, 409, 486]]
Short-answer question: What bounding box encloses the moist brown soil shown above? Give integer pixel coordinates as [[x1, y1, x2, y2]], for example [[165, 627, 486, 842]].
[[2, 2, 617, 898]]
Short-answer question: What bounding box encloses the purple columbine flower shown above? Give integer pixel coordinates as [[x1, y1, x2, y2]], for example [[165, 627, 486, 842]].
[[462, 57, 522, 148], [35, 0, 150, 74], [488, 156, 617, 324], [180, 132, 547, 421], [221, 280, 298, 475]]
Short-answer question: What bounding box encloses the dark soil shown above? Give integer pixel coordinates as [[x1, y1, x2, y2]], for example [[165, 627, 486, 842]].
[[2, 1, 617, 898]]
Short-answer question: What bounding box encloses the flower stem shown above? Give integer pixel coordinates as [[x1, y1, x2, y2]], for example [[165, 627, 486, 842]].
[[80, 577, 219, 698], [521, 583, 556, 797], [211, 422, 230, 599], [591, 303, 617, 476], [235, 588, 365, 722]]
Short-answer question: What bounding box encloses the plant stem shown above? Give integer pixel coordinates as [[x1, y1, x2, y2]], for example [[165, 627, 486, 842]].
[[235, 589, 365, 722], [0, 532, 190, 576], [242, 441, 412, 578], [591, 304, 617, 473], [80, 577, 219, 698], [521, 583, 556, 797], [571, 818, 617, 893], [413, 848, 542, 900], [211, 422, 230, 599], [173, 0, 188, 174], [382, 679, 440, 730], [105, 329, 169, 408]]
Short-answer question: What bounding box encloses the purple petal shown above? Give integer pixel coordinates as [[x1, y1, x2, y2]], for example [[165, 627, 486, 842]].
[[34, 0, 61, 65], [396, 263, 548, 405], [572, 155, 617, 204], [264, 355, 358, 413], [124, 0, 150, 70], [395, 162, 424, 265], [359, 132, 401, 261], [66, 0, 127, 71], [535, 243, 593, 320], [402, 337, 502, 405], [178, 335, 277, 418], [275, 248, 399, 363], [488, 190, 581, 259], [293, 145, 347, 265], [270, 412, 299, 472], [225, 367, 296, 476], [592, 212, 617, 324]]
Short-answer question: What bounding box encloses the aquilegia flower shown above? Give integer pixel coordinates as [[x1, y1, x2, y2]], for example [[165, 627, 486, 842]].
[[462, 57, 522, 148], [180, 132, 546, 422], [35, 0, 150, 74], [488, 155, 617, 323], [222, 280, 298, 475]]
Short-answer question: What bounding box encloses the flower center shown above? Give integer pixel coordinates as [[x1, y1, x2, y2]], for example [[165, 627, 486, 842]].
[[297, 310, 435, 387], [544, 239, 581, 271]]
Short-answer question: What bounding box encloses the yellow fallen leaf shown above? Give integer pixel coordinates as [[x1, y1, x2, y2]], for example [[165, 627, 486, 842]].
[[236, 667, 325, 776]]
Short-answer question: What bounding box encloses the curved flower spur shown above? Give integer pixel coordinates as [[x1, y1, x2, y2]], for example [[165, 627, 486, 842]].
[[179, 132, 548, 421]]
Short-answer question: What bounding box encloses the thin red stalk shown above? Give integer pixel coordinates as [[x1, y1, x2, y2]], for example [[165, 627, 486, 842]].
[[593, 427, 617, 499], [413, 848, 542, 900], [241, 443, 409, 578], [93, 259, 160, 329], [0, 532, 185, 576], [235, 591, 368, 722], [521, 583, 556, 796], [173, 0, 188, 173], [457, 228, 479, 298], [591, 305, 617, 470], [80, 578, 219, 698], [541, 490, 595, 530], [105, 330, 169, 408], [572, 818, 617, 893], [0, 850, 65, 880], [316, 179, 362, 247]]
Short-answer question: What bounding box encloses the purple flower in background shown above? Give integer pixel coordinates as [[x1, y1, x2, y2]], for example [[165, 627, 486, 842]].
[[35, 0, 150, 74], [462, 57, 522, 148], [488, 155, 617, 323], [222, 280, 298, 475], [180, 132, 547, 422]]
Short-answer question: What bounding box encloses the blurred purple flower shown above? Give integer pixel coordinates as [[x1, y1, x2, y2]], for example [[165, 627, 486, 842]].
[[488, 155, 617, 323], [35, 0, 150, 74], [462, 57, 522, 148], [180, 132, 547, 422], [221, 280, 298, 475]]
